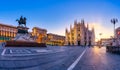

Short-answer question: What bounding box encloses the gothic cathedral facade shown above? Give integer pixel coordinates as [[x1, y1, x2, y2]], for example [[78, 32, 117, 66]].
[[65, 20, 95, 46]]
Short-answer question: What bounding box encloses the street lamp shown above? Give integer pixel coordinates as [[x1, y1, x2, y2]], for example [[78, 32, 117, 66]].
[[111, 18, 118, 41], [99, 33, 102, 47]]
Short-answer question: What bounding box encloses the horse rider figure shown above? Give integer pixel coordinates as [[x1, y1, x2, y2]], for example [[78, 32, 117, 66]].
[[16, 16, 27, 27]]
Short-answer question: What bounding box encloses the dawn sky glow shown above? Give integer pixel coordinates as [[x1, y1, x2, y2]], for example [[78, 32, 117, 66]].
[[0, 0, 120, 40]]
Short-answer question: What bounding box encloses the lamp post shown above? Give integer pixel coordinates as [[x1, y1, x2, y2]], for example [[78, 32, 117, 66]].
[[111, 18, 118, 42], [99, 33, 102, 47]]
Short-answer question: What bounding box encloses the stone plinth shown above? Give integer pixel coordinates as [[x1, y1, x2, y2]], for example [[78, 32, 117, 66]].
[[17, 26, 29, 34]]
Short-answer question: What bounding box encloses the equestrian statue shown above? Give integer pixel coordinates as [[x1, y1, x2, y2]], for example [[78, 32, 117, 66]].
[[16, 16, 27, 27]]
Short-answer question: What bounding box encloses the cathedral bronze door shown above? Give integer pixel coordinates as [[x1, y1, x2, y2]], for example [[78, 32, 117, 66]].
[[68, 42, 70, 46], [78, 41, 81, 46], [84, 41, 87, 46], [89, 41, 91, 46]]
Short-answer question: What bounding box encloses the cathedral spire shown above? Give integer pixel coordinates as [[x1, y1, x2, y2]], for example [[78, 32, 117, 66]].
[[81, 19, 85, 24], [74, 19, 77, 25], [70, 24, 72, 29], [92, 26, 95, 32], [87, 23, 89, 30], [81, 19, 85, 28], [66, 28, 68, 33]]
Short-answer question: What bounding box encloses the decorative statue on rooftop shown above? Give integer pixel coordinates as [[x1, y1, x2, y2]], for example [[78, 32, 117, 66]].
[[16, 16, 27, 27]]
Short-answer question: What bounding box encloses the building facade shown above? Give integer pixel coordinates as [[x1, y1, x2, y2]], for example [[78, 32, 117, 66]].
[[115, 27, 120, 46], [116, 27, 120, 38], [99, 38, 112, 46], [0, 23, 65, 46], [46, 33, 65, 46], [65, 20, 95, 46], [0, 23, 17, 42], [32, 27, 47, 43]]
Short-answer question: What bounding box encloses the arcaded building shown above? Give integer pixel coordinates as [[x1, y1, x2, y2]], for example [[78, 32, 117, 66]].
[[47, 33, 65, 46], [32, 27, 47, 43], [65, 20, 95, 46], [0, 23, 17, 42]]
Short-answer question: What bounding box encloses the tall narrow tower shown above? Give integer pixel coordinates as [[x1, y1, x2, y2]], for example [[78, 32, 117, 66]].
[[91, 26, 95, 45], [74, 20, 78, 45], [65, 28, 68, 45]]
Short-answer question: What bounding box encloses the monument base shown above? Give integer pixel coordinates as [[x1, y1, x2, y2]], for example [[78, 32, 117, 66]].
[[17, 26, 29, 34], [5, 41, 46, 47]]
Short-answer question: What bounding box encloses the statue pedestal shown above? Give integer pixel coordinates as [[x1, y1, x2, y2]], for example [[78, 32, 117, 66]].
[[14, 26, 36, 42], [17, 26, 29, 34]]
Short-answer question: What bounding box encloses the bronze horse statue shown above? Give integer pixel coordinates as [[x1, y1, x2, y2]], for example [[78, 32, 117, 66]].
[[16, 16, 27, 27]]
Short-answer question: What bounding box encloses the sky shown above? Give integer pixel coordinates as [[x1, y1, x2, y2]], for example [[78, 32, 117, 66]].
[[0, 0, 120, 41]]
